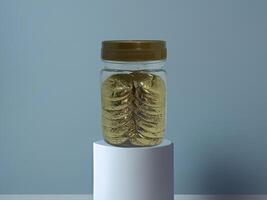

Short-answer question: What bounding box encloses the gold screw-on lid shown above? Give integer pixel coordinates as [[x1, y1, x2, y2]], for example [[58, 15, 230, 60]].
[[101, 40, 167, 61]]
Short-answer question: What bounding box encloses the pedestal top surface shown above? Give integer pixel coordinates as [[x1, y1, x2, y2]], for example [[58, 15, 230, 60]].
[[94, 139, 172, 150]]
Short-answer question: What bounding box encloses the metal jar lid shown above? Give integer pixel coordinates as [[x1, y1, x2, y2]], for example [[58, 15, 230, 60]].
[[101, 40, 167, 61]]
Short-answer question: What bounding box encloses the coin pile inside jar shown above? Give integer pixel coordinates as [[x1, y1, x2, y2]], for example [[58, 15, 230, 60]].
[[101, 71, 165, 147]]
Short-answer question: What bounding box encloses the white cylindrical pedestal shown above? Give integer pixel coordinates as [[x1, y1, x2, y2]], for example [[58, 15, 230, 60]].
[[93, 139, 174, 200]]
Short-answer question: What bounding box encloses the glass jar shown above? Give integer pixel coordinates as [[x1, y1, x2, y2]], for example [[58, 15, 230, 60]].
[[100, 40, 167, 147]]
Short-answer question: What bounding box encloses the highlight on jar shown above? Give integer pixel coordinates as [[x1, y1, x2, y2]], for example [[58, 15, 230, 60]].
[[100, 40, 167, 147]]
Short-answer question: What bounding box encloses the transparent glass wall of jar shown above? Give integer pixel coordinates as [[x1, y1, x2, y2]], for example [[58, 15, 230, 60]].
[[100, 40, 167, 147], [101, 60, 167, 147]]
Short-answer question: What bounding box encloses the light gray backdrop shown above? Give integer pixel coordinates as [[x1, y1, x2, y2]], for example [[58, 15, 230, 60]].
[[0, 0, 267, 194]]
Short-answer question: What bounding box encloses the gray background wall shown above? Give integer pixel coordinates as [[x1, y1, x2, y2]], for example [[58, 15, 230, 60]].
[[0, 0, 267, 194]]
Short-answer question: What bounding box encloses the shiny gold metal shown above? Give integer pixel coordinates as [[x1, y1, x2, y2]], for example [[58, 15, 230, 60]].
[[103, 119, 135, 136], [104, 135, 129, 145], [129, 133, 162, 146], [101, 71, 166, 147], [102, 114, 133, 128], [102, 107, 133, 120], [101, 74, 133, 100]]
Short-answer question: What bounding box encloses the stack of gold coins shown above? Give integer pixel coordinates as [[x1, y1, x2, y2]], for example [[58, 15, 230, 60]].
[[130, 71, 165, 146], [101, 74, 134, 145], [101, 71, 166, 147]]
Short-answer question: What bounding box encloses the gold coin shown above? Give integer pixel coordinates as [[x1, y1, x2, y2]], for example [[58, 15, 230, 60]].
[[104, 135, 129, 145], [101, 74, 133, 100], [133, 72, 165, 94], [103, 120, 135, 138], [130, 133, 163, 146], [133, 99, 163, 115], [102, 96, 133, 111], [136, 93, 165, 105], [136, 126, 164, 139], [102, 114, 133, 128], [135, 87, 164, 100], [135, 115, 164, 133], [102, 106, 133, 120], [133, 110, 165, 126]]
